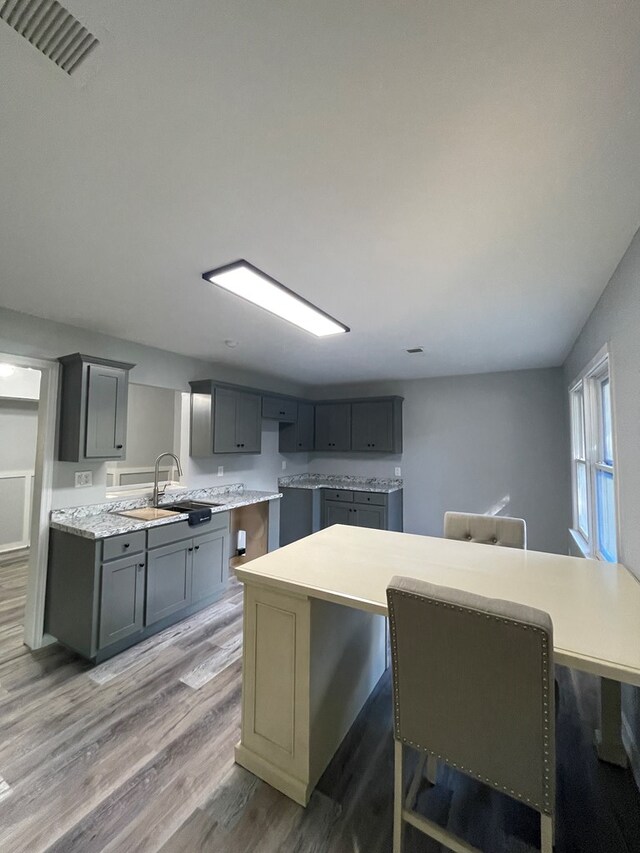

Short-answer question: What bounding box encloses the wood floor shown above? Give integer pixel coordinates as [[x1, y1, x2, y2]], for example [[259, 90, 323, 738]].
[[1, 557, 640, 853]]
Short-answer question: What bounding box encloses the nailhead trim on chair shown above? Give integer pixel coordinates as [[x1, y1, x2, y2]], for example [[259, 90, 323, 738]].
[[387, 589, 554, 815]]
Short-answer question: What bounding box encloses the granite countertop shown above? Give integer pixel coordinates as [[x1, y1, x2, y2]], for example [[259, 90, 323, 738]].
[[50, 484, 282, 540], [278, 474, 403, 493]]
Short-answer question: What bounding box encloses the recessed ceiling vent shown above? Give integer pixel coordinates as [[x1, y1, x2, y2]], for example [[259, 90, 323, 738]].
[[406, 346, 424, 354], [1, 0, 99, 75]]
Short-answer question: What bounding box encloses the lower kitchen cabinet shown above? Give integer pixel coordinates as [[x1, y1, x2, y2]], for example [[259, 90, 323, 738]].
[[99, 554, 146, 648], [146, 540, 192, 625], [280, 487, 403, 545], [45, 512, 230, 662]]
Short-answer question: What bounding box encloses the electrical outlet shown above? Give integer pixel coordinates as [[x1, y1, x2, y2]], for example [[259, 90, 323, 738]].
[[217, 465, 224, 477], [281, 460, 287, 470], [394, 467, 401, 477], [75, 471, 92, 488]]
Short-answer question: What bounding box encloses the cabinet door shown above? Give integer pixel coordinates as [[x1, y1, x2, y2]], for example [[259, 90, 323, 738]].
[[235, 391, 262, 453], [296, 403, 315, 451], [315, 403, 351, 451], [99, 555, 145, 648], [146, 541, 192, 625], [85, 364, 128, 459], [352, 504, 386, 530], [192, 529, 228, 601], [322, 500, 352, 528], [351, 401, 394, 452], [213, 388, 238, 453]]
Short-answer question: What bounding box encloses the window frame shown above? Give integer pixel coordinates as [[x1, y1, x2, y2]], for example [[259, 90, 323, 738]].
[[568, 346, 619, 562]]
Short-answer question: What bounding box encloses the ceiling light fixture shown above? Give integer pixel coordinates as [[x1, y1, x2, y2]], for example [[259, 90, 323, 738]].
[[202, 260, 349, 338]]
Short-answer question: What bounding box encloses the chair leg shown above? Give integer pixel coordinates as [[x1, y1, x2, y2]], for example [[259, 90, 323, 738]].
[[394, 740, 404, 853], [540, 813, 553, 853]]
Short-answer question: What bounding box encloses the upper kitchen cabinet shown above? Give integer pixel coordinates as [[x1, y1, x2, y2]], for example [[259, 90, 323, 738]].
[[58, 353, 135, 462], [314, 402, 351, 451], [279, 401, 314, 452], [262, 395, 297, 422], [351, 398, 403, 453], [190, 381, 262, 455]]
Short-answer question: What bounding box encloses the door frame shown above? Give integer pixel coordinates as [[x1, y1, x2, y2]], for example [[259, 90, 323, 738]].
[[0, 351, 60, 649]]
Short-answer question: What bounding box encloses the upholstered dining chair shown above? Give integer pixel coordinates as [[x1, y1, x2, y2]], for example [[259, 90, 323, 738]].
[[386, 576, 555, 853], [444, 510, 527, 549]]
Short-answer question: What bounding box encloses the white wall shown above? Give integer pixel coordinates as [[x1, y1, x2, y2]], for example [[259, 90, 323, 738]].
[[0, 398, 38, 549], [563, 225, 640, 785], [0, 306, 307, 508], [307, 368, 571, 555]]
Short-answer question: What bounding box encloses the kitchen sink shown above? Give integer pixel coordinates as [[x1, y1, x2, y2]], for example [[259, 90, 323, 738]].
[[116, 507, 181, 521], [163, 499, 227, 510]]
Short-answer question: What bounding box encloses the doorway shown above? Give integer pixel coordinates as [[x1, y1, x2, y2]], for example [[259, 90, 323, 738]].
[[0, 352, 59, 661]]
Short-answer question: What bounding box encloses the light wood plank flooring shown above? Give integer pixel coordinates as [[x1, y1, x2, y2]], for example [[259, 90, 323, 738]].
[[1, 558, 639, 852]]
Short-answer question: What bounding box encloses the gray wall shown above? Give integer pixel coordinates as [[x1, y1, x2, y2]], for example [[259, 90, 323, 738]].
[[307, 368, 571, 555], [0, 306, 308, 508], [563, 225, 640, 785]]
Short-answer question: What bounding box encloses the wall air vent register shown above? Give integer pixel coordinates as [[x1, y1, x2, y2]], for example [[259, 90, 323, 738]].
[[0, 0, 99, 75]]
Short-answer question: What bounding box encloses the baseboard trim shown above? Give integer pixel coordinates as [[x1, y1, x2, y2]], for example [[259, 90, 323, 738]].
[[622, 712, 640, 793]]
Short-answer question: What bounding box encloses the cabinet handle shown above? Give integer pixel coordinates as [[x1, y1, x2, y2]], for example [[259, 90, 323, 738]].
[[188, 547, 194, 552], [194, 545, 200, 551], [279, 410, 285, 415], [123, 543, 130, 549], [116, 444, 123, 449], [138, 563, 145, 568]]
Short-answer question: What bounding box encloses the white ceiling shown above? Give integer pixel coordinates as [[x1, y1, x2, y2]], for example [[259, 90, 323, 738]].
[[1, 0, 639, 385]]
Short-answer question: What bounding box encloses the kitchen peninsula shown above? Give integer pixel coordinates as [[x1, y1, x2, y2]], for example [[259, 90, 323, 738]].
[[46, 483, 281, 662]]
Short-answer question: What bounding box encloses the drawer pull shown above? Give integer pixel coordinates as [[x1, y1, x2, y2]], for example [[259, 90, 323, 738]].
[[194, 545, 200, 551], [123, 543, 130, 548]]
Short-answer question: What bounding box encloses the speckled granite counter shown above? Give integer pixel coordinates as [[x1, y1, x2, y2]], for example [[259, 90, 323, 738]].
[[50, 483, 282, 540], [278, 474, 403, 493]]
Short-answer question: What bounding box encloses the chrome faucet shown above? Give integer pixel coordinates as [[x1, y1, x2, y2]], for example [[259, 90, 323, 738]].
[[153, 452, 183, 507]]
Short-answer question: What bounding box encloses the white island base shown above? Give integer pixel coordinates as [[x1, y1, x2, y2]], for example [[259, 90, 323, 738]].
[[234, 581, 386, 806]]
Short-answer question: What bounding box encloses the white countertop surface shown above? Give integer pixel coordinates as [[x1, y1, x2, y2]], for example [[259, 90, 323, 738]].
[[235, 524, 640, 686]]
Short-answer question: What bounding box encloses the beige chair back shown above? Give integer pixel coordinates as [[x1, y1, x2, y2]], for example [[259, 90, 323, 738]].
[[444, 510, 527, 549], [386, 575, 554, 816]]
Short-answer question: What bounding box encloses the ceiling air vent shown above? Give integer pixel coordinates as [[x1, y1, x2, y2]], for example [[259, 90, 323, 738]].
[[1, 0, 99, 75]]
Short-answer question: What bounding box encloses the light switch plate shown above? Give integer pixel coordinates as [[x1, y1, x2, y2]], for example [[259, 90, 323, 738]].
[[281, 460, 287, 470], [394, 467, 401, 477], [217, 466, 224, 477], [75, 471, 92, 488]]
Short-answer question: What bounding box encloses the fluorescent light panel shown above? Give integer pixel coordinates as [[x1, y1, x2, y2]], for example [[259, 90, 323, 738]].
[[202, 261, 349, 337]]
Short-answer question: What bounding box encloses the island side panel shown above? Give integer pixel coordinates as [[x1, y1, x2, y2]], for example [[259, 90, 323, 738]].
[[235, 582, 312, 806], [235, 578, 387, 807]]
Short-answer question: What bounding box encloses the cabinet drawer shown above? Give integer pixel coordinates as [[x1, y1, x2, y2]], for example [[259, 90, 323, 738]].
[[322, 489, 353, 503], [147, 513, 229, 549], [352, 491, 387, 506], [262, 397, 297, 421], [102, 531, 146, 561]]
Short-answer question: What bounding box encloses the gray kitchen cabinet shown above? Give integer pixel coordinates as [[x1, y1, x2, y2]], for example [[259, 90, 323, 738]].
[[262, 396, 297, 422], [315, 402, 351, 451], [279, 402, 314, 452], [279, 487, 322, 546], [191, 527, 229, 601], [58, 353, 135, 462], [351, 398, 403, 453], [189, 381, 262, 455], [146, 540, 192, 625], [45, 512, 231, 662], [99, 554, 145, 648], [322, 501, 353, 527], [282, 487, 403, 544]]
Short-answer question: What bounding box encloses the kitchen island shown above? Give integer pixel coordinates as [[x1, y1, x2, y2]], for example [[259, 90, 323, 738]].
[[234, 524, 640, 807]]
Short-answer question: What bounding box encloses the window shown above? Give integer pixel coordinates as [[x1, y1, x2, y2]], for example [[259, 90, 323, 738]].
[[569, 350, 618, 561]]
